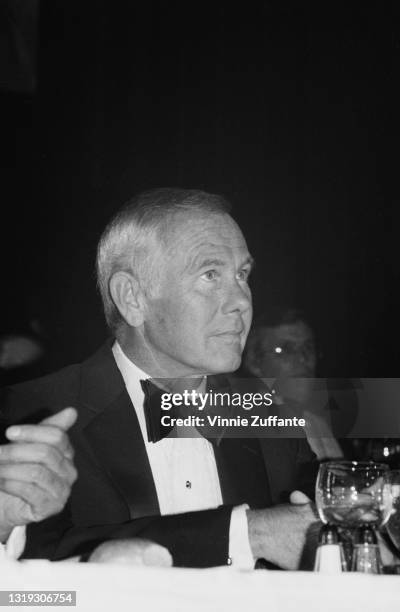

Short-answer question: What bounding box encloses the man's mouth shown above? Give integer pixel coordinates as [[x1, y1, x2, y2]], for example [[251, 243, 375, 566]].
[[213, 330, 244, 344], [214, 330, 243, 337]]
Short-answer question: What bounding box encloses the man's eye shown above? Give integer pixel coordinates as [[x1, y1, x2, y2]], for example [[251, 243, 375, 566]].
[[202, 270, 218, 281], [237, 268, 250, 281]]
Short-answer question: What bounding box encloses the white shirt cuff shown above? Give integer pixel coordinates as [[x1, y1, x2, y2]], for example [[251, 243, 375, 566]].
[[0, 526, 26, 562], [228, 504, 254, 570]]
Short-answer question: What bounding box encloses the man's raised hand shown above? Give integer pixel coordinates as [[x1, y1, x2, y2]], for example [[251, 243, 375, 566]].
[[0, 407, 77, 542]]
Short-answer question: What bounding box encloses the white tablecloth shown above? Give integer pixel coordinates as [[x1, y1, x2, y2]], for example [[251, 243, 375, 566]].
[[1, 560, 399, 612]]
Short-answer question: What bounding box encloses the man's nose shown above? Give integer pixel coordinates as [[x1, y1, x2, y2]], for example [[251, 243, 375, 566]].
[[297, 350, 309, 364], [296, 348, 316, 371], [222, 280, 252, 314]]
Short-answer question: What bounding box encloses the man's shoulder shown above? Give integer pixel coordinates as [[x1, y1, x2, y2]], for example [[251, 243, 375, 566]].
[[0, 342, 116, 424], [0, 362, 81, 425], [15, 362, 81, 393]]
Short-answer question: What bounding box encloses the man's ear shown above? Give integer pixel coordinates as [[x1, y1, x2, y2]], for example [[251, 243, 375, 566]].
[[109, 271, 145, 328]]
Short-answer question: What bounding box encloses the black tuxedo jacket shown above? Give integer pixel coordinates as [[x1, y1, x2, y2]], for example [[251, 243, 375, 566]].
[[0, 343, 315, 567]]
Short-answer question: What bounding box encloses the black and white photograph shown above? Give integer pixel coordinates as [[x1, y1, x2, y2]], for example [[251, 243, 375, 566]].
[[0, 2, 399, 610]]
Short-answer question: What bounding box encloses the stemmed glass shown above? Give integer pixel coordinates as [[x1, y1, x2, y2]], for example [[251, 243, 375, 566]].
[[315, 461, 391, 571]]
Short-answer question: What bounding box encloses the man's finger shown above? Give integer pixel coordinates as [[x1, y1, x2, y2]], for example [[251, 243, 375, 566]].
[[0, 442, 75, 482], [5, 424, 74, 458], [0, 479, 68, 522], [40, 407, 77, 431], [0, 463, 66, 497], [290, 490, 312, 505]]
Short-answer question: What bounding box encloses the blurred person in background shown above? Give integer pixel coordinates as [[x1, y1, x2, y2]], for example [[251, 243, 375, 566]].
[[243, 306, 358, 460], [0, 317, 46, 387]]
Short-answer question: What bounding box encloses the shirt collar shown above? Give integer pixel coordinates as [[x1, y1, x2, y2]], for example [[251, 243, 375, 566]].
[[112, 340, 207, 393], [112, 341, 151, 440], [112, 341, 208, 441], [112, 340, 150, 383]]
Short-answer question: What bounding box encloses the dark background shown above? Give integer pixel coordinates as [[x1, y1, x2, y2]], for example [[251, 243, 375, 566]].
[[0, 1, 399, 377]]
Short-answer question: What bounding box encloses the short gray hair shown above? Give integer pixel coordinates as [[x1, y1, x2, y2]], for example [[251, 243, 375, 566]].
[[96, 187, 231, 334]]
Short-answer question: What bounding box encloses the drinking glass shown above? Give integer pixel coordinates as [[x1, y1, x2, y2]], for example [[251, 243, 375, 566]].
[[316, 461, 392, 573], [316, 461, 390, 528]]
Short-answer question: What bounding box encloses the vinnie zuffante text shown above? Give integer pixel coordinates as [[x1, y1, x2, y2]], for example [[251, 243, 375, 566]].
[[159, 390, 306, 429]]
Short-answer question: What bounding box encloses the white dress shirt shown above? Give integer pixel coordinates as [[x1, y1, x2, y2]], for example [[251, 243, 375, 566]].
[[112, 342, 253, 568]]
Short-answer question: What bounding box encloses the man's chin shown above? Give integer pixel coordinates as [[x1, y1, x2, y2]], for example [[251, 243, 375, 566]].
[[203, 355, 242, 376]]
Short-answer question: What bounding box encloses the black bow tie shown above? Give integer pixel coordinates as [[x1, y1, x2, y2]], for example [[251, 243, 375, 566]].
[[140, 379, 177, 443], [140, 376, 234, 444]]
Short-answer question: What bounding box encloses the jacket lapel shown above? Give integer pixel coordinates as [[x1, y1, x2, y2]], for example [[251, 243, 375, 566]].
[[78, 343, 160, 519], [213, 437, 272, 508], [258, 437, 299, 504], [201, 374, 271, 507], [209, 374, 301, 506]]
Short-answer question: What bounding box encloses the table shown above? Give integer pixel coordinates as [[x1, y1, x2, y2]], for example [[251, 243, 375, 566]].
[[1, 560, 399, 612]]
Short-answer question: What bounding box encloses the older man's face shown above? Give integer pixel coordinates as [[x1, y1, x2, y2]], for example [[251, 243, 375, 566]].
[[142, 212, 253, 377]]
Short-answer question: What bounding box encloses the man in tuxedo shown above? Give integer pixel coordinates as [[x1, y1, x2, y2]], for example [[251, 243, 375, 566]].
[[1, 188, 317, 568]]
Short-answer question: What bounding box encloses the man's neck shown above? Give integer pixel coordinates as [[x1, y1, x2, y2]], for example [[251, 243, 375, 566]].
[[116, 339, 205, 392]]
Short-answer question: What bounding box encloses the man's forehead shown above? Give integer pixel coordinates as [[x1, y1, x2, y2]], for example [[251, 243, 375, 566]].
[[262, 322, 313, 345]]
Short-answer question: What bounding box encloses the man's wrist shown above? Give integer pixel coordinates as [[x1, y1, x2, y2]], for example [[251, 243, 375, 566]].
[[246, 508, 267, 561], [246, 506, 287, 566]]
